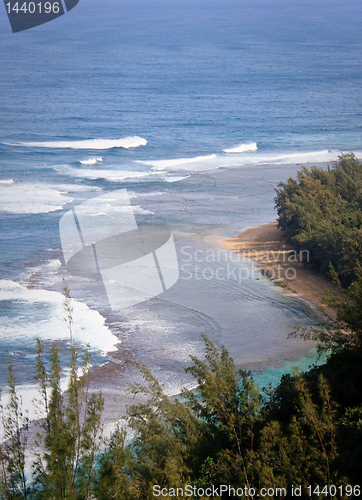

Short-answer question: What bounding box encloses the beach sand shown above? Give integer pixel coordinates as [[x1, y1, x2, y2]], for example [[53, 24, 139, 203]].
[[221, 221, 341, 321]]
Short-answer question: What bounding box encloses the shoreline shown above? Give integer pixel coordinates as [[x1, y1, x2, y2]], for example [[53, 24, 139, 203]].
[[2, 221, 342, 437], [221, 221, 340, 322]]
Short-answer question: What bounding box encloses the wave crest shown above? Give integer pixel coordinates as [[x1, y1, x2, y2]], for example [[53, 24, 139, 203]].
[[80, 157, 103, 165], [223, 142, 258, 153], [68, 168, 156, 182], [0, 183, 73, 214], [136, 154, 217, 171], [0, 280, 119, 354], [4, 136, 147, 150]]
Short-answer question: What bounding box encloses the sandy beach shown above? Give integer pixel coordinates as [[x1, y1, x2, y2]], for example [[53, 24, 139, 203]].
[[221, 221, 341, 321]]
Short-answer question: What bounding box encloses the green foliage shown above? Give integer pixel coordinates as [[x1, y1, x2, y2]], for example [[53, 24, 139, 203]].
[[322, 268, 362, 351], [32, 288, 104, 500], [33, 345, 104, 500], [184, 333, 263, 489], [1, 332, 362, 498], [1, 285, 362, 498], [95, 425, 137, 500], [124, 361, 205, 499], [0, 365, 29, 499], [336, 406, 362, 483], [275, 153, 362, 287], [0, 287, 105, 500]]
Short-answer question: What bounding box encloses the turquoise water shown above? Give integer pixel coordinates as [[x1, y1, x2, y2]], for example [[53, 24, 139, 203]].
[[253, 350, 327, 390]]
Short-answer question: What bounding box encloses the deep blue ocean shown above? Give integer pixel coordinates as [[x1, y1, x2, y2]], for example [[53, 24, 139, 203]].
[[0, 0, 361, 421]]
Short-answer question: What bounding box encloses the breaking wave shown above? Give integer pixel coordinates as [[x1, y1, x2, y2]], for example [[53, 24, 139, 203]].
[[136, 154, 217, 170], [80, 157, 103, 165], [223, 142, 258, 153], [4, 136, 147, 150], [0, 280, 119, 354], [0, 183, 73, 214]]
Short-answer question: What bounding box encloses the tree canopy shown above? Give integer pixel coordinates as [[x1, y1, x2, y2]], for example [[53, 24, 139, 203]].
[[275, 153, 362, 287]]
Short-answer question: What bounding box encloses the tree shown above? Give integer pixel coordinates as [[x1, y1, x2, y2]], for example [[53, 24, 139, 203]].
[[322, 267, 362, 352], [275, 153, 362, 287], [336, 406, 362, 483], [0, 365, 29, 499], [123, 361, 205, 499], [184, 333, 263, 494], [33, 288, 104, 500]]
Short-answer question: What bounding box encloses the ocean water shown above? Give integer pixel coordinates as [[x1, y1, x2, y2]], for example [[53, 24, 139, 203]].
[[0, 0, 361, 417]]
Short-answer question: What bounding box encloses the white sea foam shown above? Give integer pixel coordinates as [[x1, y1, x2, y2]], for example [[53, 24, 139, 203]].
[[68, 167, 191, 184], [223, 141, 258, 153], [80, 157, 103, 165], [5, 136, 147, 150], [63, 149, 362, 187], [0, 183, 73, 214], [130, 148, 362, 179], [253, 149, 345, 165], [0, 383, 71, 432], [68, 168, 157, 182], [0, 182, 104, 215], [53, 183, 102, 194], [44, 258, 62, 271], [0, 280, 120, 429], [20, 259, 63, 288], [226, 148, 362, 166], [166, 175, 191, 182], [0, 280, 119, 354], [136, 154, 217, 171], [0, 385, 44, 425], [132, 206, 154, 215], [0, 179, 14, 184]]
